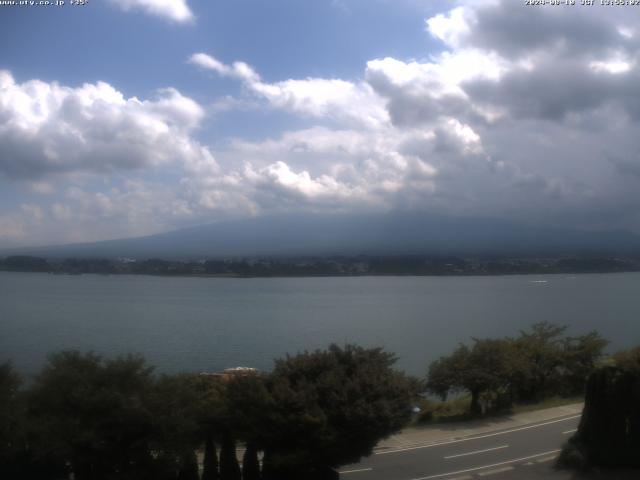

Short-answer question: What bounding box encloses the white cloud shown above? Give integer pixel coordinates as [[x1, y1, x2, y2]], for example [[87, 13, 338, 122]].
[[590, 59, 632, 75], [107, 0, 194, 24], [426, 6, 472, 49], [0, 71, 216, 179], [6, 0, 640, 246], [189, 53, 388, 128]]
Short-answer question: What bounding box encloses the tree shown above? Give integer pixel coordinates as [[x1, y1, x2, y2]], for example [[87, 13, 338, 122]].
[[28, 351, 157, 480], [242, 442, 261, 480], [511, 323, 608, 401], [511, 322, 568, 401], [201, 432, 219, 480], [613, 346, 640, 372], [560, 362, 640, 469], [427, 339, 516, 415], [149, 374, 203, 456], [177, 450, 199, 480], [560, 331, 608, 395], [0, 362, 27, 477], [0, 361, 22, 451], [428, 324, 608, 414], [219, 430, 241, 480], [262, 344, 413, 477]]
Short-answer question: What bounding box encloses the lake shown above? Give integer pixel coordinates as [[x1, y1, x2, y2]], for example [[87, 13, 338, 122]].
[[1, 271, 639, 378]]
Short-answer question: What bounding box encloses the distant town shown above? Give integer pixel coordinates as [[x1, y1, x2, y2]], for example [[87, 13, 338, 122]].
[[1, 254, 639, 277]]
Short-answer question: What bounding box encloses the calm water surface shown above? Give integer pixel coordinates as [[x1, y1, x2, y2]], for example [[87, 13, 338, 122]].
[[1, 272, 639, 377]]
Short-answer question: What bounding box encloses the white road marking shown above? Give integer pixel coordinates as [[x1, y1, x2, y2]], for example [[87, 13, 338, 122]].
[[562, 429, 577, 435], [339, 467, 373, 474], [477, 466, 514, 476], [409, 449, 561, 480], [376, 415, 580, 455], [444, 445, 509, 460], [536, 455, 558, 463]]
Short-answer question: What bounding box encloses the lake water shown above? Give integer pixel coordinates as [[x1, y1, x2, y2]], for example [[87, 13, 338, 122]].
[[1, 271, 639, 378]]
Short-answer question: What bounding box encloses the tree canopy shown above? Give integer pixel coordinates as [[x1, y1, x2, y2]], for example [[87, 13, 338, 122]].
[[1, 344, 414, 479], [263, 344, 412, 473], [427, 323, 608, 415]]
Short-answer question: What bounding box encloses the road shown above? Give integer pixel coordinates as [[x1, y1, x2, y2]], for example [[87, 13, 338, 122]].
[[339, 413, 580, 480]]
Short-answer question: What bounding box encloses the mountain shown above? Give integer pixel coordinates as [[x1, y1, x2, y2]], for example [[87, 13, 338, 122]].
[[4, 212, 640, 259]]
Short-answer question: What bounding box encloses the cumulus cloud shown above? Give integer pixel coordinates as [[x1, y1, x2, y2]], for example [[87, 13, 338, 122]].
[[189, 53, 388, 128], [6, 1, 640, 246], [107, 0, 194, 24], [420, 1, 640, 122], [0, 71, 217, 179]]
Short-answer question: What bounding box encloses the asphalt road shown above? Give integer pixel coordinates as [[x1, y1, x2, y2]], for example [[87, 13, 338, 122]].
[[339, 414, 581, 480]]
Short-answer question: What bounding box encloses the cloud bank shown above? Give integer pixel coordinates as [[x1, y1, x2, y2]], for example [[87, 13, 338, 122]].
[[3, 0, 640, 245]]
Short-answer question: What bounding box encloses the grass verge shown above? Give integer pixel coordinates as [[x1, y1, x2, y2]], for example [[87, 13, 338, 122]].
[[412, 395, 582, 426]]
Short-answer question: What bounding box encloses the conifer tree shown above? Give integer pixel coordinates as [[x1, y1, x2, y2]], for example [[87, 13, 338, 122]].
[[219, 431, 241, 480], [177, 450, 199, 480], [241, 442, 261, 480], [202, 432, 219, 480]]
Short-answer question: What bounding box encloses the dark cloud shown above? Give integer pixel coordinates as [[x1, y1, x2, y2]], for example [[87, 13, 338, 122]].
[[467, 0, 629, 59], [464, 59, 634, 121]]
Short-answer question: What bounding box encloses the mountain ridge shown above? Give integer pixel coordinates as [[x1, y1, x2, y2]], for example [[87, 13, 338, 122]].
[[3, 212, 640, 259]]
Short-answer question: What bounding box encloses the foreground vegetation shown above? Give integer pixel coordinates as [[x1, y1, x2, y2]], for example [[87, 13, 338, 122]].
[[559, 346, 640, 471], [1, 324, 633, 479], [0, 345, 415, 480], [426, 322, 607, 417]]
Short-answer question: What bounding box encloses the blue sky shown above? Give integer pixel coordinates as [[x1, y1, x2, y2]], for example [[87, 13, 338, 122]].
[[1, 0, 640, 246]]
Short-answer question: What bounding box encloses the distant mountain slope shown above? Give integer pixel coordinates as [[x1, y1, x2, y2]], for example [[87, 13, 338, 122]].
[[4, 212, 640, 259]]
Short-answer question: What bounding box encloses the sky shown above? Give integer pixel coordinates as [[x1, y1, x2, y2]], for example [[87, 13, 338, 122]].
[[1, 0, 640, 247]]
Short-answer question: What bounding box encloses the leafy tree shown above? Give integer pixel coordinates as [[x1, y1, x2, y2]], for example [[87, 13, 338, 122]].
[[428, 324, 608, 415], [560, 331, 608, 395], [262, 344, 413, 477], [511, 323, 607, 401], [427, 339, 516, 415], [0, 361, 22, 452], [511, 322, 568, 401], [613, 345, 640, 372], [0, 361, 35, 478], [0, 362, 67, 479], [28, 351, 156, 480], [148, 374, 203, 457], [223, 374, 272, 447]]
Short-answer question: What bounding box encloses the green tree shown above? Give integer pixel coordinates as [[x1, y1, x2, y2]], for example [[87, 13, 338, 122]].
[[0, 362, 30, 477], [0, 361, 22, 453], [560, 331, 608, 395], [427, 338, 516, 415], [613, 345, 640, 372], [148, 374, 203, 459], [28, 351, 156, 480], [223, 374, 271, 448], [511, 322, 568, 401], [262, 344, 412, 477]]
